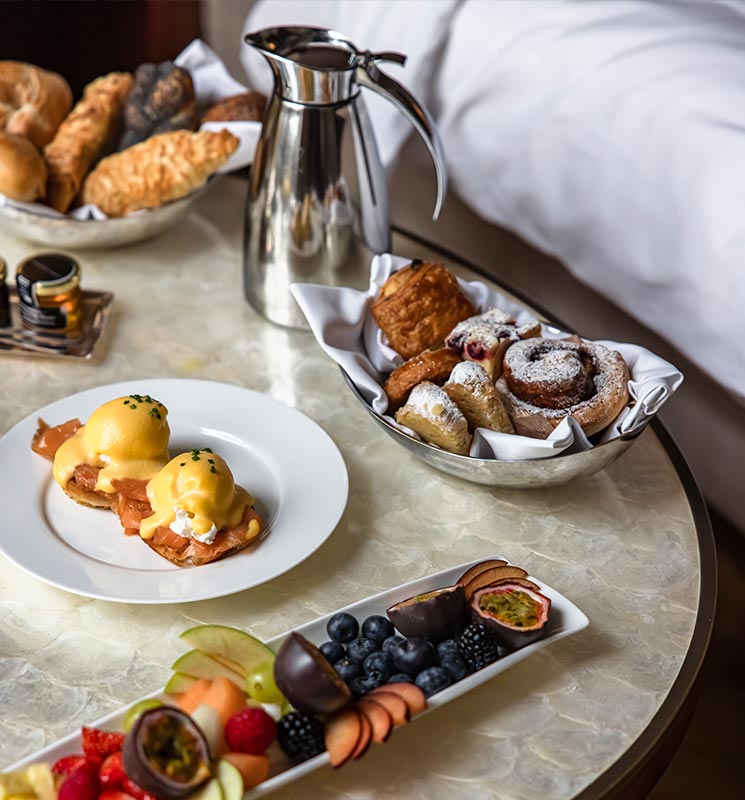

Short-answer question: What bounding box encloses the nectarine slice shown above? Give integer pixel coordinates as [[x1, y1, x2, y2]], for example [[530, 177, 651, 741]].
[[373, 683, 427, 716], [223, 752, 270, 789], [350, 710, 373, 760], [463, 566, 528, 602], [456, 559, 507, 587], [355, 698, 393, 743], [176, 677, 212, 715], [325, 708, 362, 768], [364, 691, 409, 726], [200, 675, 248, 728]]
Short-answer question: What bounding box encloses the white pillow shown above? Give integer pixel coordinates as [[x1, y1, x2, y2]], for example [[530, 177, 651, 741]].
[[435, 0, 745, 399], [239, 0, 459, 165]]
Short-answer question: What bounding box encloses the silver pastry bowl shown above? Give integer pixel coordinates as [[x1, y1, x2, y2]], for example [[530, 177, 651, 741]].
[[0, 180, 213, 250], [341, 369, 639, 488]]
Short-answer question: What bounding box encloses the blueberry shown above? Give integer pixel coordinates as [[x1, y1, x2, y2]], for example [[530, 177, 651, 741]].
[[382, 635, 406, 654], [362, 650, 395, 681], [361, 615, 395, 644], [334, 658, 362, 684], [319, 641, 345, 664], [387, 672, 414, 684], [349, 673, 384, 697], [437, 639, 460, 657], [346, 637, 379, 662], [415, 666, 452, 697], [439, 653, 469, 682], [391, 638, 438, 676], [326, 613, 359, 644]]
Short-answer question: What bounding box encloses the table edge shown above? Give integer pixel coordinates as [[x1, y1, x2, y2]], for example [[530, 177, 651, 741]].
[[394, 225, 718, 799]]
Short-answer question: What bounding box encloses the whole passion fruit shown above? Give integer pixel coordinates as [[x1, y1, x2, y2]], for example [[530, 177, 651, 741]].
[[386, 585, 466, 642], [121, 707, 212, 799], [469, 583, 551, 650], [274, 632, 352, 715]]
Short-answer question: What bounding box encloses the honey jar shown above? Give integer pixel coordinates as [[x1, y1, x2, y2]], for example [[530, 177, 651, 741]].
[[0, 256, 10, 328], [16, 252, 82, 334]]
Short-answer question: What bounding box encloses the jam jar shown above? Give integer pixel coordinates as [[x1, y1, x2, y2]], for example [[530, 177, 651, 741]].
[[16, 252, 82, 334]]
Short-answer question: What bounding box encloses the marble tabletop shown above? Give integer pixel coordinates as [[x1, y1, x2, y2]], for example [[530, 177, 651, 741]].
[[0, 177, 713, 799]]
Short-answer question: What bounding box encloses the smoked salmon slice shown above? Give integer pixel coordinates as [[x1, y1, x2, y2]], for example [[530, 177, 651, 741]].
[[31, 418, 82, 458]]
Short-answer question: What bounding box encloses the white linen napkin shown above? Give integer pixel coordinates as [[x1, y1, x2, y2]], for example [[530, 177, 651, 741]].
[[0, 40, 260, 221], [291, 254, 684, 462]]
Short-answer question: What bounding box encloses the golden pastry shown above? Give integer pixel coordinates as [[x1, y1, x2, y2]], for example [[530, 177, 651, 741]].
[[444, 361, 514, 434], [395, 381, 472, 455], [81, 128, 239, 216], [371, 260, 476, 359], [384, 348, 462, 411], [44, 71, 133, 212]]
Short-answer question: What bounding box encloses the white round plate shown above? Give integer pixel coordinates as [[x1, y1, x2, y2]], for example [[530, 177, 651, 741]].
[[0, 379, 348, 603]]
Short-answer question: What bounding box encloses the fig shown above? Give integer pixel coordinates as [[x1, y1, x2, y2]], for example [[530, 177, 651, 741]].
[[274, 632, 352, 715], [386, 585, 466, 642], [469, 583, 551, 650], [122, 707, 212, 799], [456, 559, 508, 587], [462, 566, 531, 603]]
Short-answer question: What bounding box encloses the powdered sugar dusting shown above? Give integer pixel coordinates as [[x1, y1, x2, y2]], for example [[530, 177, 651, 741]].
[[406, 381, 464, 423], [447, 361, 492, 394]]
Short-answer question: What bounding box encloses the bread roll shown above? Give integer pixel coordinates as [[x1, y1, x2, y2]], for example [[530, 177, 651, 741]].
[[0, 61, 72, 148], [202, 91, 266, 123], [44, 72, 133, 213], [0, 132, 47, 201]]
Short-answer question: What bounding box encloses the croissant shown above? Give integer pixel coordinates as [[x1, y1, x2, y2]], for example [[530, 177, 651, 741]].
[[81, 128, 238, 216]]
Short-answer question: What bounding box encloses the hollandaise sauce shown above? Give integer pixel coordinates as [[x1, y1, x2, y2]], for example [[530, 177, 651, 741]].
[[53, 394, 170, 494], [139, 450, 255, 542]]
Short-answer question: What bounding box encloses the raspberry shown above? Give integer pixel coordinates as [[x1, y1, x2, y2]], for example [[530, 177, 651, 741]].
[[458, 623, 500, 672], [277, 712, 326, 763], [225, 707, 277, 755]]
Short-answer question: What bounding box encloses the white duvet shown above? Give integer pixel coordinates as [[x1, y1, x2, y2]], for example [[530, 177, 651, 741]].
[[242, 0, 745, 400]]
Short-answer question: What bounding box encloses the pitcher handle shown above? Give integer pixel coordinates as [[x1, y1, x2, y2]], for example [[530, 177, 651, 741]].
[[354, 51, 448, 220]]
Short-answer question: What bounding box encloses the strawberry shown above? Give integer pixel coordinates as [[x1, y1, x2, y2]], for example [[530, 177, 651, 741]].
[[82, 726, 126, 762], [99, 751, 127, 788], [99, 792, 137, 800], [51, 754, 87, 775], [123, 779, 158, 800], [58, 762, 99, 800], [225, 707, 277, 755]]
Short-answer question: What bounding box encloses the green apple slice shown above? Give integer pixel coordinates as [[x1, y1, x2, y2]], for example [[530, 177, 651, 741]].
[[216, 760, 244, 800], [164, 671, 200, 694], [189, 777, 224, 800], [179, 625, 275, 677], [171, 650, 244, 684]]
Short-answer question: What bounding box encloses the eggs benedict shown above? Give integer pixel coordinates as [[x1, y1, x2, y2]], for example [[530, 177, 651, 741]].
[[137, 449, 263, 565], [32, 394, 170, 512]]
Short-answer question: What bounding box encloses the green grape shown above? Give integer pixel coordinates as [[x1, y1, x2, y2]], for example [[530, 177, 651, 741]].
[[245, 660, 284, 704], [122, 698, 164, 733]]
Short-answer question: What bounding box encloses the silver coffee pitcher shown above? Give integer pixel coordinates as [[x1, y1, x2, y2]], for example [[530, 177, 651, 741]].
[[243, 26, 447, 329]]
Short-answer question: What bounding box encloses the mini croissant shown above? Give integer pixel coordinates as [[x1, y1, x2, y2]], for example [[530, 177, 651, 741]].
[[81, 128, 238, 217]]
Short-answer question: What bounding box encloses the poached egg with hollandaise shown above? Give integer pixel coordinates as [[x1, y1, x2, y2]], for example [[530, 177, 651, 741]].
[[52, 394, 170, 495], [138, 449, 260, 545]]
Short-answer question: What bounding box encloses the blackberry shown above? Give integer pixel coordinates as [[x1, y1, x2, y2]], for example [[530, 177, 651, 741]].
[[458, 623, 500, 672], [277, 712, 326, 763]]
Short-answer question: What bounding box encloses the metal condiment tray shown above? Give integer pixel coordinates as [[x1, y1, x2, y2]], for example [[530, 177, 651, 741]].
[[0, 287, 113, 359]]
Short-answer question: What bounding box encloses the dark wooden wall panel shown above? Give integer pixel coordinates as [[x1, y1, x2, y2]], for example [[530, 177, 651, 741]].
[[0, 0, 201, 97]]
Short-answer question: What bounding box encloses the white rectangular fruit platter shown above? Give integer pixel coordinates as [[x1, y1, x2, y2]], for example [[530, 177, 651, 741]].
[[6, 557, 588, 798]]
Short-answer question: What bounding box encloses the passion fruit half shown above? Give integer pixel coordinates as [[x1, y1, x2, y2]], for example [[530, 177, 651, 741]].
[[274, 632, 352, 715], [469, 583, 551, 650], [462, 565, 531, 602], [386, 585, 466, 642], [122, 707, 212, 799]]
